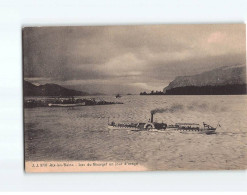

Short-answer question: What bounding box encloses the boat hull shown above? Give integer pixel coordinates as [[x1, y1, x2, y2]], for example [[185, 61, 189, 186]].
[[107, 125, 144, 131], [108, 125, 216, 134]]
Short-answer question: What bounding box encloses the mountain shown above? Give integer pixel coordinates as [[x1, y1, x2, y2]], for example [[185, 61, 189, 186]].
[[23, 80, 89, 97], [163, 64, 247, 95]]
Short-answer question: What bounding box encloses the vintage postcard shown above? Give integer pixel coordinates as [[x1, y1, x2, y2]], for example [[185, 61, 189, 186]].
[[23, 24, 247, 172]]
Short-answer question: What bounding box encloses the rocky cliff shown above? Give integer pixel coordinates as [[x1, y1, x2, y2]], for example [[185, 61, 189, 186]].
[[163, 65, 246, 95]]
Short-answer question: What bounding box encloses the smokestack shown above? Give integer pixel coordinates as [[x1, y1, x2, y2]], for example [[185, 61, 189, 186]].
[[151, 113, 154, 123]]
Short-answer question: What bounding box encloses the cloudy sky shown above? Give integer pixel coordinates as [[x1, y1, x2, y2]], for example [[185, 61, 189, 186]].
[[23, 24, 246, 94]]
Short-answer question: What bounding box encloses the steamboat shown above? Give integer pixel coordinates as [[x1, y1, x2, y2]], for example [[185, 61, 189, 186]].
[[108, 112, 218, 134]]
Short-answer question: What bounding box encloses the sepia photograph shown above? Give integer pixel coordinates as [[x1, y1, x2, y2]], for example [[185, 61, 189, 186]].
[[23, 24, 247, 172]]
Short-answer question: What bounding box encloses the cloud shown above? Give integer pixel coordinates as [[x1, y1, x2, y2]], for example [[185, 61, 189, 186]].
[[23, 24, 246, 94], [207, 32, 226, 43]]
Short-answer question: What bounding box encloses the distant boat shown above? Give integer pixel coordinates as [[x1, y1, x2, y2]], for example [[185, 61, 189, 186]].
[[115, 94, 121, 98], [48, 102, 86, 107]]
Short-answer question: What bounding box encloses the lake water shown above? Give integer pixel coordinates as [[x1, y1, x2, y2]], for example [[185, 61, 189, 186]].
[[24, 95, 247, 170]]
